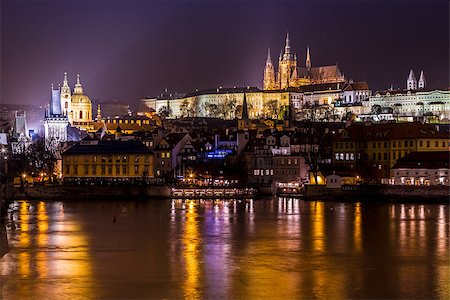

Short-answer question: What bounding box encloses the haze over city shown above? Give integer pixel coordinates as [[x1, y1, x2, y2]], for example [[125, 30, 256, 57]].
[[1, 0, 448, 107]]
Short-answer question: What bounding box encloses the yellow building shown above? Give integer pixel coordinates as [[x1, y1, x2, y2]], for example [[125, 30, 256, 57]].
[[62, 140, 154, 179], [58, 72, 93, 131], [333, 122, 449, 180]]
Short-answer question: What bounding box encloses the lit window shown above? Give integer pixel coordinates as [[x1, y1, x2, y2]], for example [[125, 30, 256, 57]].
[[254, 170, 260, 176]]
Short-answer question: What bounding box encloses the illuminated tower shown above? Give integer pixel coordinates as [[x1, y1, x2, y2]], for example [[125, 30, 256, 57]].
[[306, 46, 311, 71], [71, 74, 93, 127], [44, 85, 69, 150], [279, 32, 298, 89], [418, 70, 426, 89], [60, 71, 72, 120], [406, 69, 417, 90], [263, 48, 277, 90]]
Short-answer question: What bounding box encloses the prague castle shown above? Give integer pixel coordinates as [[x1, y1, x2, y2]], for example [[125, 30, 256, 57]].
[[263, 33, 345, 90]]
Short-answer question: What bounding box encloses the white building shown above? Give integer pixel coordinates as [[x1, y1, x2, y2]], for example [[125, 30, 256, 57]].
[[364, 89, 450, 121], [44, 87, 69, 150], [390, 151, 449, 186]]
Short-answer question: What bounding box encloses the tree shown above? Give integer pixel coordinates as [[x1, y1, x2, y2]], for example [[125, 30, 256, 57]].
[[263, 100, 279, 118], [158, 106, 172, 119]]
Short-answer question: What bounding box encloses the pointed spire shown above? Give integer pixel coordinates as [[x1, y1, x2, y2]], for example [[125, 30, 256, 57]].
[[284, 31, 291, 56], [418, 70, 426, 89], [61, 71, 71, 95], [306, 46, 311, 71], [73, 73, 84, 94], [241, 93, 249, 120], [407, 69, 416, 81], [266, 48, 272, 64], [407, 69, 417, 90]]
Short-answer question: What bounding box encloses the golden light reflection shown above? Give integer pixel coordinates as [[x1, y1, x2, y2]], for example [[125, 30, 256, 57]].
[[36, 201, 48, 278], [353, 202, 362, 252], [311, 201, 325, 252], [183, 200, 202, 299]]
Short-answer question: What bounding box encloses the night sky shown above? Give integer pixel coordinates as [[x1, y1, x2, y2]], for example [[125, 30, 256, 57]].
[[1, 0, 448, 108]]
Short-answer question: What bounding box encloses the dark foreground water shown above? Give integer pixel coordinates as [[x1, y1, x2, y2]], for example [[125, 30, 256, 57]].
[[0, 198, 448, 299]]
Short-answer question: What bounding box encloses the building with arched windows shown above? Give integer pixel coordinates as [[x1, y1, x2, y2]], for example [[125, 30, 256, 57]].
[[59, 72, 93, 131]]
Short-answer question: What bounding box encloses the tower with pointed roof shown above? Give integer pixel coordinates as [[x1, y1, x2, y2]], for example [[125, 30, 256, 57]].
[[278, 32, 298, 89], [418, 70, 426, 89], [407, 69, 417, 90], [60, 72, 72, 119], [44, 85, 69, 150], [306, 46, 311, 71], [263, 48, 277, 90], [238, 93, 251, 130]]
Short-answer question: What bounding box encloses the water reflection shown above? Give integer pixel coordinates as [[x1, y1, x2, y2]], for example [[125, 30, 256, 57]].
[[1, 200, 94, 299], [0, 199, 448, 299], [182, 200, 202, 299]]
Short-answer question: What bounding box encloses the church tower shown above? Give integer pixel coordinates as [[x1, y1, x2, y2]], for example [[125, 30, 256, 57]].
[[406, 69, 417, 90], [60, 72, 72, 121], [279, 32, 298, 89], [70, 74, 93, 128], [418, 70, 426, 89], [306, 46, 311, 71], [263, 48, 277, 90], [44, 85, 69, 150]]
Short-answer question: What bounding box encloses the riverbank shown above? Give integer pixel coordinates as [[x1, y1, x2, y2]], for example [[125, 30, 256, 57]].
[[304, 184, 449, 203], [6, 185, 171, 200]]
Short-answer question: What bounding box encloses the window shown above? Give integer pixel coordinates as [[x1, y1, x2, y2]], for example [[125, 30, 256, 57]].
[[350, 153, 354, 160], [254, 170, 260, 176], [161, 153, 165, 158], [384, 153, 388, 160], [93, 156, 97, 163], [427, 141, 430, 148], [265, 169, 270, 175], [443, 141, 446, 147], [134, 165, 139, 174], [435, 141, 438, 147], [116, 166, 120, 175], [378, 153, 381, 160], [122, 166, 127, 174], [79, 111, 83, 119], [84, 156, 89, 163], [74, 166, 78, 175], [409, 141, 413, 147], [419, 141, 423, 147], [122, 156, 127, 163], [101, 166, 106, 175], [345, 153, 349, 160], [108, 166, 112, 174], [335, 153, 339, 160], [84, 165, 89, 175], [393, 141, 397, 147], [404, 141, 408, 147], [167, 152, 171, 158], [372, 153, 376, 160], [340, 153, 344, 160], [134, 156, 139, 163]]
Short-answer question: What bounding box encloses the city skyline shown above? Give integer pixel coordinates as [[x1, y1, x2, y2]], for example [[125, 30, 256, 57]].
[[1, 0, 448, 107]]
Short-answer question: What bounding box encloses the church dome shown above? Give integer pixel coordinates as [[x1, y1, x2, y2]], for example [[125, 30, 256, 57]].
[[71, 93, 92, 104]]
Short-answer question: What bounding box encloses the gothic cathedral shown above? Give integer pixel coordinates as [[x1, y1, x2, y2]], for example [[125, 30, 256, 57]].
[[263, 33, 346, 90]]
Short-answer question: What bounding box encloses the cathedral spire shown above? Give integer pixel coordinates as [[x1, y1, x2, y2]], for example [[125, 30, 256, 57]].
[[306, 46, 311, 71], [241, 93, 249, 120], [285, 32, 291, 55], [406, 69, 417, 90], [266, 48, 272, 64], [74, 74, 84, 94], [418, 70, 426, 89]]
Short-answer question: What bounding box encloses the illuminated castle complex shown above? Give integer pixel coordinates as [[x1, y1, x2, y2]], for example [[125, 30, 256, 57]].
[[263, 33, 345, 90]]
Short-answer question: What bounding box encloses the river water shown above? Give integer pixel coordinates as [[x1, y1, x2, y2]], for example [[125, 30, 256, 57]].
[[0, 198, 448, 299]]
